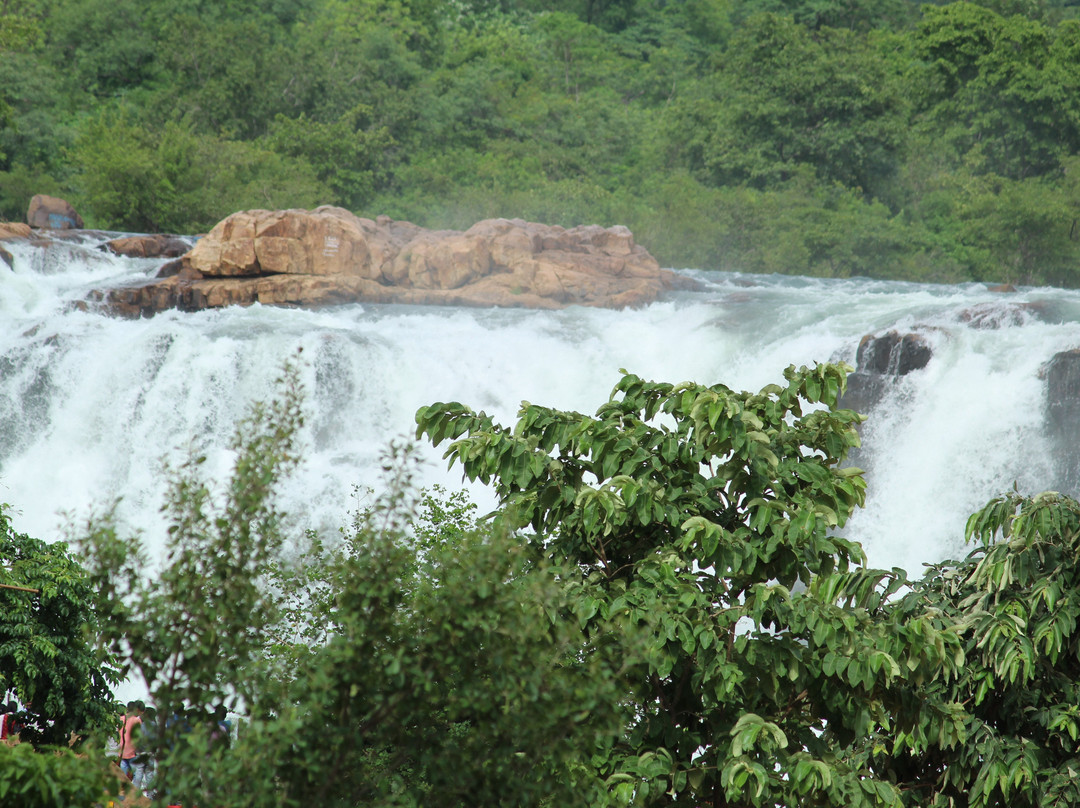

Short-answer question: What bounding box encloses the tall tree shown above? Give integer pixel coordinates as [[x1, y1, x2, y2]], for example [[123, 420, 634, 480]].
[[416, 364, 964, 806], [911, 2, 1080, 179], [79, 362, 627, 808], [670, 13, 906, 199]]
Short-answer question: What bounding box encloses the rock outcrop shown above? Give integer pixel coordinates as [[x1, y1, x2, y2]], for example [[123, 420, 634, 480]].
[[26, 195, 83, 230], [92, 207, 697, 316], [0, 221, 32, 269], [104, 234, 190, 259], [0, 222, 32, 240], [856, 331, 932, 377], [839, 330, 933, 414]]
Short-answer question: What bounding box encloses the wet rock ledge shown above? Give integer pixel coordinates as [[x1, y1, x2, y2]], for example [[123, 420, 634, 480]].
[[85, 207, 698, 315]]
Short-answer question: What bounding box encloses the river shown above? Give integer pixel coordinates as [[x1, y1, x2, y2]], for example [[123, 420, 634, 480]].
[[3, 230, 1079, 577]]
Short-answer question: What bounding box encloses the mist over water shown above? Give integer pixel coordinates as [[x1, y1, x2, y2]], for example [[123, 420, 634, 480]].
[[4, 233, 1080, 578]]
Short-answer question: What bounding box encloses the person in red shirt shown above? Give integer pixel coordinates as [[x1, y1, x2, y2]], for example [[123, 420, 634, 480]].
[[118, 701, 144, 781]]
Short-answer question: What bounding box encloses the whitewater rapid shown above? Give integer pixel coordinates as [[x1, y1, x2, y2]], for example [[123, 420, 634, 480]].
[[3, 232, 1080, 578]]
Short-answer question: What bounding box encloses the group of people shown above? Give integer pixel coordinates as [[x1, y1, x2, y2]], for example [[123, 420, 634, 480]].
[[117, 700, 156, 797], [116, 700, 233, 803], [5, 692, 234, 804]]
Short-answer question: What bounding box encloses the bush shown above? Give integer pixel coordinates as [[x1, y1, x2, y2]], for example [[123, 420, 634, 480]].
[[70, 108, 330, 233], [0, 742, 113, 808]]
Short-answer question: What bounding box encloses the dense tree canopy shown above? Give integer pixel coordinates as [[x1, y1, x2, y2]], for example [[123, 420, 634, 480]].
[[416, 365, 968, 806], [671, 13, 906, 196], [872, 491, 1080, 807]]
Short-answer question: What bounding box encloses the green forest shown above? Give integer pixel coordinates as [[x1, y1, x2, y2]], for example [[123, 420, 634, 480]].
[[5, 0, 1080, 285]]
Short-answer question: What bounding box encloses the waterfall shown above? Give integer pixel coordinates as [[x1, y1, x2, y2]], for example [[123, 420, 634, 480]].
[[4, 231, 1080, 578]]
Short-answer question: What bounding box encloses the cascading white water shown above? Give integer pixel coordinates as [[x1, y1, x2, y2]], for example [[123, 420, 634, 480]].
[[4, 232, 1080, 578]]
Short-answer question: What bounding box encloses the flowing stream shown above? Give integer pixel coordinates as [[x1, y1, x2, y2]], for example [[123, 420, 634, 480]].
[[3, 231, 1080, 578]]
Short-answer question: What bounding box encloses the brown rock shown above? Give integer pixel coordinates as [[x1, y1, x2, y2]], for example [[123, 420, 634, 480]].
[[91, 207, 697, 316], [26, 195, 84, 230], [390, 230, 489, 289], [566, 223, 636, 256], [466, 219, 539, 261], [156, 259, 185, 278], [105, 234, 190, 259], [186, 207, 381, 278], [0, 222, 32, 240]]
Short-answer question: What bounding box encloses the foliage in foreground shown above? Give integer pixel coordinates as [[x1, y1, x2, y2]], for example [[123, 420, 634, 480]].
[[0, 505, 118, 747], [0, 741, 113, 808], [872, 491, 1080, 807], [83, 360, 307, 722], [35, 357, 1080, 808], [79, 362, 628, 808], [417, 364, 967, 806]]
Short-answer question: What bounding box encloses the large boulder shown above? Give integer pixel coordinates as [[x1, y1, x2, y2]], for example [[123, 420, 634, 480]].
[[104, 234, 190, 259], [839, 331, 933, 414], [93, 207, 698, 316], [855, 331, 932, 376], [26, 195, 83, 230], [1044, 349, 1080, 437]]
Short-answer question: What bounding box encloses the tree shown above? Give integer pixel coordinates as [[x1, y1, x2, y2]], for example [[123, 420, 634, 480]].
[[0, 10, 43, 52], [241, 487, 630, 808], [69, 107, 329, 232], [416, 364, 964, 806], [154, 13, 299, 139], [267, 105, 394, 210], [669, 14, 906, 198], [67, 358, 1080, 807], [732, 0, 916, 32], [79, 361, 629, 808], [44, 0, 162, 97], [0, 741, 113, 808], [81, 361, 308, 724], [910, 3, 1080, 180], [0, 504, 118, 747], [0, 4, 68, 220], [867, 490, 1080, 807]]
